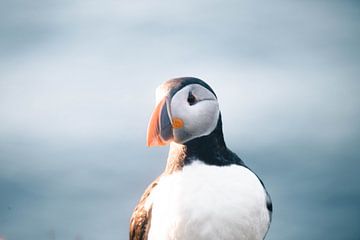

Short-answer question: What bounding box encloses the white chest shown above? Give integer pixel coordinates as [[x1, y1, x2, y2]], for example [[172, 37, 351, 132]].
[[147, 162, 270, 240]]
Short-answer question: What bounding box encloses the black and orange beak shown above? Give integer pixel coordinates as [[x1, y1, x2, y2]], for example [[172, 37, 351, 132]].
[[146, 97, 174, 147]]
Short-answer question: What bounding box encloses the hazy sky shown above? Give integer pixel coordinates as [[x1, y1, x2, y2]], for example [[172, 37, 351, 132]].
[[0, 1, 359, 239]]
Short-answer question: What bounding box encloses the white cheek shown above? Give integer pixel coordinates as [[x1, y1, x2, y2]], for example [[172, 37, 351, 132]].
[[171, 100, 219, 142], [186, 100, 219, 135]]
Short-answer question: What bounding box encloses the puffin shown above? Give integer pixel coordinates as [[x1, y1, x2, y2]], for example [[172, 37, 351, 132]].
[[130, 77, 272, 240]]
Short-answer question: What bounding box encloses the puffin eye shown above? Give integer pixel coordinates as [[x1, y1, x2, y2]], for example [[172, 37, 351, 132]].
[[187, 92, 197, 105]]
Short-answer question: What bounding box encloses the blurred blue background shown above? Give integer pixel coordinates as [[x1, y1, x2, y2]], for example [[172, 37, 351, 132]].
[[1, 0, 359, 239]]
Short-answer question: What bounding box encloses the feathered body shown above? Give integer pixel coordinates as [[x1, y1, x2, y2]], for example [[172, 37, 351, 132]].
[[130, 77, 272, 240]]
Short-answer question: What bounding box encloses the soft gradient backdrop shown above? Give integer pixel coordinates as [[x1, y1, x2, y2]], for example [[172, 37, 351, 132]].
[[1, 0, 359, 239]]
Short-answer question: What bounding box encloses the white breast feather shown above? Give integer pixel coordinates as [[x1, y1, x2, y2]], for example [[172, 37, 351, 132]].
[[146, 161, 270, 240]]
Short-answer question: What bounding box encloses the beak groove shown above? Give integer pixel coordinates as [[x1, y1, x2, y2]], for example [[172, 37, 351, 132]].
[[146, 97, 174, 147]]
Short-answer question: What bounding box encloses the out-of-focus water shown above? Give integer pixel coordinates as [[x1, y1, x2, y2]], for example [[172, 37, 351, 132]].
[[0, 1, 359, 239]]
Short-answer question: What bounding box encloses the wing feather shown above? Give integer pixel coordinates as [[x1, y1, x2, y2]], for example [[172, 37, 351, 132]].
[[129, 180, 158, 240]]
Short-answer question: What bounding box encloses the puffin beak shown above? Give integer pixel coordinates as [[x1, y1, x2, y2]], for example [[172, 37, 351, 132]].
[[146, 97, 174, 146]]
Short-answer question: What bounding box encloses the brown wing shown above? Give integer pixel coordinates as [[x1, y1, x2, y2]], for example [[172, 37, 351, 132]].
[[129, 180, 159, 240]]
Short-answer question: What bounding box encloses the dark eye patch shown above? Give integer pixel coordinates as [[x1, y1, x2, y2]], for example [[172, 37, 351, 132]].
[[187, 92, 197, 105]]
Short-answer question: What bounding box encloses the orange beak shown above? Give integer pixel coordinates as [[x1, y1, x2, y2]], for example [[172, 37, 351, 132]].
[[146, 97, 174, 147]]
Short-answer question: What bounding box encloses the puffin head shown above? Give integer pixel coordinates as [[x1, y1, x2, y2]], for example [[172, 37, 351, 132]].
[[147, 77, 220, 146]]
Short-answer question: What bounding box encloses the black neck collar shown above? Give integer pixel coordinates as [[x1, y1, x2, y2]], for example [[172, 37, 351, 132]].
[[164, 115, 244, 174]]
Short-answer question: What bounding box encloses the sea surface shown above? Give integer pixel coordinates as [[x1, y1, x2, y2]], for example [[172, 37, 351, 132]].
[[0, 1, 359, 239]]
